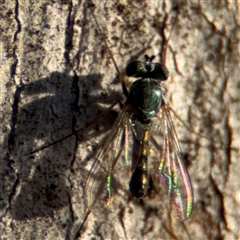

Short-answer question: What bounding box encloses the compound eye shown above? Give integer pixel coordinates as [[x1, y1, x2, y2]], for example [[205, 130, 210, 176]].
[[126, 60, 142, 77], [153, 63, 169, 80]]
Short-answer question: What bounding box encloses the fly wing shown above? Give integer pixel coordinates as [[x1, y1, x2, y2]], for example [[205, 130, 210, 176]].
[[84, 104, 133, 213], [150, 105, 193, 220]]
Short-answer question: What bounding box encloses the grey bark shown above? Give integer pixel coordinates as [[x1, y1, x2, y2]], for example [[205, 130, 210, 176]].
[[0, 0, 239, 239]]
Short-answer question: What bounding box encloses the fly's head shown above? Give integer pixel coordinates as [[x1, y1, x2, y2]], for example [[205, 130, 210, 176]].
[[125, 55, 169, 81]]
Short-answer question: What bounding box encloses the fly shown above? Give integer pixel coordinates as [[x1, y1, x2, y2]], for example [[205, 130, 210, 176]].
[[84, 54, 193, 220], [25, 4, 194, 238]]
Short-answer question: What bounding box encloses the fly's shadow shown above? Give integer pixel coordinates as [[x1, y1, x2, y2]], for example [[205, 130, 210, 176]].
[[1, 70, 121, 221]]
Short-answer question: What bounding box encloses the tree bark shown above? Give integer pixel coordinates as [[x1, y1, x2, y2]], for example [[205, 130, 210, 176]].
[[0, 0, 239, 239]]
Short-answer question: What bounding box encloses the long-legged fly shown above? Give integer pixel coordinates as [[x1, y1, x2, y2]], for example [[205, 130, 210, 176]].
[[84, 54, 193, 221], [25, 3, 194, 239]]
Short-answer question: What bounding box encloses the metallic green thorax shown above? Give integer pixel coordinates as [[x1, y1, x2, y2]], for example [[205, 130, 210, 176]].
[[127, 78, 163, 123]]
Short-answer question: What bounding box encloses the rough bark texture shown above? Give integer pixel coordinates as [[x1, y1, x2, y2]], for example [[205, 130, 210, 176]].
[[0, 0, 239, 239]]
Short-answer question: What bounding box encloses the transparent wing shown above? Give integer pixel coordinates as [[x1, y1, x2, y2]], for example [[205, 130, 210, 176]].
[[150, 104, 193, 220], [84, 104, 133, 213]]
